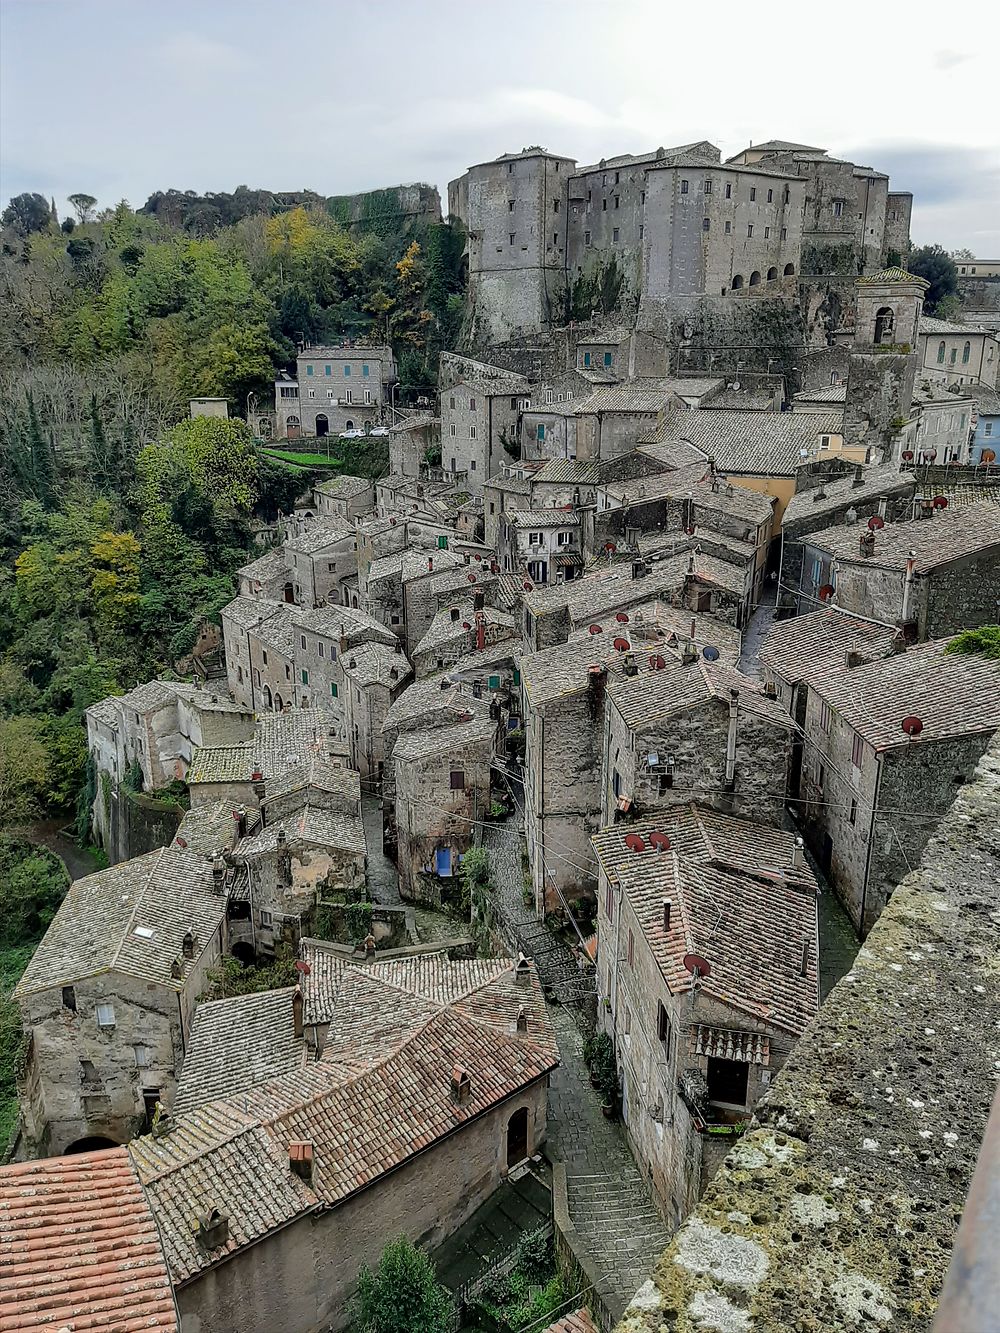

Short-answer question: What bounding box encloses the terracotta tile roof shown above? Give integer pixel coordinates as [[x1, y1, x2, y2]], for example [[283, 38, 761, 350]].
[[532, 458, 602, 485], [173, 799, 240, 857], [609, 659, 794, 731], [264, 753, 360, 807], [415, 600, 517, 656], [810, 638, 1000, 750], [919, 314, 986, 335], [0, 1146, 179, 1332], [14, 848, 224, 998], [382, 676, 493, 733], [639, 410, 844, 477], [592, 806, 819, 1036], [782, 465, 914, 527], [760, 609, 898, 688], [804, 501, 1000, 572], [574, 382, 678, 415], [542, 1311, 598, 1333], [131, 958, 558, 1282], [631, 436, 709, 469], [857, 267, 929, 288]]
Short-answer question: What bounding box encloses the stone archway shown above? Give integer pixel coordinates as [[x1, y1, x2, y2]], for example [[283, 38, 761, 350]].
[[506, 1106, 529, 1168], [65, 1134, 119, 1154]]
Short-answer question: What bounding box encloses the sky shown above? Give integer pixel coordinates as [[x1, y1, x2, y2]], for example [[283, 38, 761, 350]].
[[1, 0, 997, 253]]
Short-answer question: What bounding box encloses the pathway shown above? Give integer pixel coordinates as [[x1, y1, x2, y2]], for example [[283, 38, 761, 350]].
[[738, 581, 777, 676], [361, 793, 401, 907]]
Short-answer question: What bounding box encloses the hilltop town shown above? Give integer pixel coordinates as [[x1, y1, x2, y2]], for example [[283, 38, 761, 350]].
[[2, 135, 1000, 1333]]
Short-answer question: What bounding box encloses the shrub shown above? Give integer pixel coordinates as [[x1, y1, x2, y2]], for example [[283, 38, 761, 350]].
[[351, 1236, 455, 1333], [0, 840, 70, 950]]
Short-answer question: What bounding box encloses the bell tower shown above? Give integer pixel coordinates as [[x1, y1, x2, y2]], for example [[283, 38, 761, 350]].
[[843, 267, 928, 454]]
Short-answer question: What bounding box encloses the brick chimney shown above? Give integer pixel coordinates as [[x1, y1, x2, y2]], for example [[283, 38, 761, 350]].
[[288, 1141, 313, 1182], [197, 1209, 229, 1250], [292, 986, 304, 1039], [514, 953, 532, 987], [450, 1065, 472, 1105]]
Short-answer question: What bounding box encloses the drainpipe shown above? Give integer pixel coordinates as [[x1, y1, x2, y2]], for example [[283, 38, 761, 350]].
[[536, 711, 545, 918], [859, 751, 884, 937], [725, 688, 739, 785]]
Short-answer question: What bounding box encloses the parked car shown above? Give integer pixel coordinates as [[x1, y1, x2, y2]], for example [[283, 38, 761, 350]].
[[368, 426, 390, 437], [339, 429, 365, 440]]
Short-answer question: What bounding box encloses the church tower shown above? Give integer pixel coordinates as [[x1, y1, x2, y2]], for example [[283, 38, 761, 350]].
[[843, 267, 928, 453]]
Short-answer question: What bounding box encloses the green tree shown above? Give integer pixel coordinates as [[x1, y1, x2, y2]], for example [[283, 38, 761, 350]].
[[0, 839, 70, 948], [68, 193, 98, 225], [907, 244, 959, 315], [0, 716, 50, 825], [2, 193, 51, 235], [351, 1238, 455, 1333], [136, 415, 260, 520], [946, 625, 1000, 659]]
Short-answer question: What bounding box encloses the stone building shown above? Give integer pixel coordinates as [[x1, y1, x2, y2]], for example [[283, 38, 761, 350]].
[[388, 413, 440, 477], [792, 501, 1000, 636], [312, 474, 375, 523], [498, 508, 583, 585], [968, 383, 1000, 461], [917, 316, 999, 389], [439, 355, 530, 491], [340, 639, 413, 781], [602, 658, 794, 829], [273, 343, 396, 439], [282, 515, 358, 608], [592, 807, 819, 1228], [796, 637, 1000, 934], [842, 268, 927, 449], [129, 954, 557, 1333], [13, 848, 226, 1156], [86, 682, 254, 865], [237, 546, 293, 602], [412, 599, 517, 679]]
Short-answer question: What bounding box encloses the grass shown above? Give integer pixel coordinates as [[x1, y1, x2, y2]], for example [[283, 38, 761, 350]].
[[0, 944, 35, 1155], [263, 448, 342, 468]]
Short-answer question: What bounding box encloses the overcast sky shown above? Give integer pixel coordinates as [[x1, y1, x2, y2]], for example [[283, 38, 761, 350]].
[[1, 0, 997, 252]]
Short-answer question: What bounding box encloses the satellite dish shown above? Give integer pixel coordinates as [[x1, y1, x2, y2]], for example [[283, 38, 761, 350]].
[[982, 448, 997, 463], [604, 541, 618, 554], [867, 515, 885, 530], [467, 574, 477, 583], [462, 622, 471, 630], [901, 450, 914, 461], [685, 525, 697, 536], [624, 833, 646, 853], [616, 612, 630, 623], [175, 836, 188, 849], [732, 380, 740, 391], [923, 450, 937, 462], [932, 495, 948, 510], [294, 960, 312, 975], [901, 715, 924, 737], [390, 517, 397, 525], [818, 584, 835, 602], [474, 553, 482, 562], [702, 645, 721, 661], [649, 831, 671, 851], [649, 654, 666, 670], [523, 581, 533, 591], [588, 624, 603, 635], [613, 637, 630, 651], [683, 952, 712, 979]]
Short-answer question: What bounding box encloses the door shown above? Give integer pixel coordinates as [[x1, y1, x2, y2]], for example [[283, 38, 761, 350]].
[[506, 1106, 529, 1168], [435, 846, 452, 877]]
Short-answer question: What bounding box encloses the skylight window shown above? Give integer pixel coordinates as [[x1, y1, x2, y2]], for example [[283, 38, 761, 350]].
[[134, 925, 155, 939]]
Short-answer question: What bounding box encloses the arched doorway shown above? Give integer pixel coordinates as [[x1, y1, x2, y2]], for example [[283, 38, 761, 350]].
[[274, 693, 284, 711], [345, 419, 355, 431], [315, 414, 329, 437], [767, 266, 778, 281], [783, 262, 795, 276], [65, 1135, 119, 1154], [230, 940, 256, 966], [506, 1106, 529, 1168], [283, 582, 295, 604], [262, 684, 272, 710], [286, 414, 301, 440]]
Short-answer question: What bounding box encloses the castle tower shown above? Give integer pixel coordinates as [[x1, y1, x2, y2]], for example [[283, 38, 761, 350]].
[[843, 267, 928, 452]]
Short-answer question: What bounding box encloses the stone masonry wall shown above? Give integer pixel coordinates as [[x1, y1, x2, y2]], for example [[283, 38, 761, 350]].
[[616, 733, 1000, 1333]]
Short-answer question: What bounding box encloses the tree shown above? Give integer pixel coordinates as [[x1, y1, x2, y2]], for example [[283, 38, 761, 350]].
[[0, 839, 69, 948], [0, 717, 50, 825], [351, 1238, 455, 1333], [1, 192, 51, 236], [952, 248, 975, 262], [136, 415, 260, 520], [946, 625, 1000, 659], [68, 193, 98, 225], [907, 244, 959, 315]]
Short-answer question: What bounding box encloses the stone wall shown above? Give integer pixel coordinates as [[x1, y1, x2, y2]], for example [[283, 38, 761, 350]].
[[616, 734, 1000, 1333], [920, 549, 1000, 639]]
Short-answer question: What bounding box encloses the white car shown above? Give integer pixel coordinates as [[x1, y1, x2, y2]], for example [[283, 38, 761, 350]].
[[339, 429, 365, 440], [368, 426, 390, 437]]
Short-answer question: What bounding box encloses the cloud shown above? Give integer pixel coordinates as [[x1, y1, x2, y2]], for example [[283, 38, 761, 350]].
[[158, 33, 250, 76], [932, 49, 970, 70]]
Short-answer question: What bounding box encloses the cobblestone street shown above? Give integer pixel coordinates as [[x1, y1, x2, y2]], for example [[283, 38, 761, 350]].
[[362, 793, 401, 907]]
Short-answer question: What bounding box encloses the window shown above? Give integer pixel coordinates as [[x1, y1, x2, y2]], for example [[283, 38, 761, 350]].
[[657, 1001, 671, 1047], [820, 700, 832, 733], [585, 230, 592, 246], [852, 733, 864, 769], [508, 200, 515, 212], [986, 422, 994, 437], [641, 191, 645, 205], [604, 351, 613, 366], [364, 388, 372, 404], [750, 187, 756, 202], [583, 351, 591, 367], [300, 668, 310, 686], [327, 389, 335, 400], [470, 459, 476, 471], [537, 424, 545, 442], [747, 224, 754, 238], [849, 798, 858, 827], [300, 634, 307, 650], [307, 388, 315, 399], [605, 882, 614, 921], [602, 199, 607, 211], [614, 171, 619, 183], [553, 232, 558, 245], [704, 179, 712, 195], [450, 769, 465, 790], [330, 682, 338, 698], [680, 179, 689, 194], [725, 182, 732, 199], [306, 364, 314, 376], [950, 348, 957, 365], [317, 642, 324, 658], [612, 227, 619, 242], [832, 199, 844, 217], [449, 394, 455, 409], [781, 226, 787, 240], [553, 198, 560, 212], [963, 341, 971, 364], [556, 530, 571, 546], [96, 1003, 116, 1030], [362, 364, 369, 377], [627, 929, 634, 967], [764, 226, 770, 239], [469, 396, 477, 411], [134, 1044, 152, 1068], [937, 341, 946, 364], [510, 233, 515, 245], [345, 388, 353, 404], [767, 188, 773, 203], [62, 985, 76, 1012], [639, 224, 644, 239], [614, 196, 620, 209], [343, 365, 351, 378], [450, 424, 456, 437], [469, 425, 477, 439], [725, 220, 731, 235], [784, 185, 790, 204]]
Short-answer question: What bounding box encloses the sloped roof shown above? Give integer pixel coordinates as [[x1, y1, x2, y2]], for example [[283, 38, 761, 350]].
[[919, 314, 990, 337], [415, 600, 516, 657], [804, 501, 1000, 572], [856, 267, 929, 288], [236, 804, 366, 858], [314, 473, 373, 499], [503, 508, 581, 529], [340, 639, 412, 689], [574, 383, 677, 415], [238, 546, 290, 583], [14, 848, 223, 998], [810, 638, 1000, 750], [0, 1147, 179, 1332], [392, 713, 497, 762], [781, 465, 915, 527], [640, 411, 844, 477], [759, 609, 898, 688], [609, 659, 794, 732], [592, 806, 819, 1036], [188, 709, 348, 786], [130, 957, 558, 1283], [291, 602, 396, 646], [283, 517, 356, 554]]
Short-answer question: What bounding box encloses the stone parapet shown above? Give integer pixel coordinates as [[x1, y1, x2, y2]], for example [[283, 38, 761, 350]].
[[617, 734, 1000, 1332]]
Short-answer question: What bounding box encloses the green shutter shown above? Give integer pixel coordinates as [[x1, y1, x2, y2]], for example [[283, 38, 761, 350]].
[[513, 669, 521, 686], [489, 674, 500, 690], [438, 534, 448, 549], [330, 682, 338, 698], [301, 669, 309, 685]]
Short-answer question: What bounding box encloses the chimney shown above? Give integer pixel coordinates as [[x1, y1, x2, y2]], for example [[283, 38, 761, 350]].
[[288, 1141, 313, 1182], [662, 899, 672, 932], [197, 1210, 229, 1251], [725, 688, 739, 785], [450, 607, 460, 622], [623, 653, 638, 677], [845, 649, 866, 669], [514, 953, 532, 986], [792, 836, 805, 869], [918, 496, 934, 519], [631, 560, 647, 580], [859, 529, 876, 558], [516, 1006, 528, 1034], [212, 857, 225, 894], [475, 611, 486, 652], [181, 930, 195, 960], [687, 552, 696, 574], [292, 987, 304, 1039], [900, 551, 918, 622], [251, 766, 265, 800], [681, 640, 698, 665], [473, 591, 485, 611], [170, 958, 182, 981], [450, 1065, 472, 1105], [852, 464, 865, 488]]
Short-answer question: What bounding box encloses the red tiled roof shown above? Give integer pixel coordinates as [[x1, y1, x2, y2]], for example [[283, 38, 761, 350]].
[[0, 1147, 179, 1332], [543, 1310, 598, 1333]]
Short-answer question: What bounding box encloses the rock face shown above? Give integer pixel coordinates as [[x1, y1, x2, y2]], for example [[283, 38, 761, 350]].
[[616, 734, 1000, 1332]]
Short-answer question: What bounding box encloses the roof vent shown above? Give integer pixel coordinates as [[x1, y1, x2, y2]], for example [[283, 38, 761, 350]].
[[516, 1006, 528, 1034], [514, 952, 532, 986], [451, 1065, 472, 1106], [792, 836, 805, 868], [288, 1141, 313, 1182], [197, 1209, 230, 1251]]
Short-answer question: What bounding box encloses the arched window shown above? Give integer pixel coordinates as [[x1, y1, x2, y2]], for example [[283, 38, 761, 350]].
[[874, 306, 895, 345], [731, 274, 744, 289], [274, 693, 284, 711], [506, 1106, 529, 1168], [262, 684, 272, 710], [749, 271, 761, 287], [962, 341, 971, 364], [783, 262, 795, 276], [937, 341, 946, 364], [345, 419, 355, 431], [767, 266, 778, 281]]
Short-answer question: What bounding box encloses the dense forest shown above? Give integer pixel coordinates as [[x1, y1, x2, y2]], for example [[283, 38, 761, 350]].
[[0, 185, 467, 837]]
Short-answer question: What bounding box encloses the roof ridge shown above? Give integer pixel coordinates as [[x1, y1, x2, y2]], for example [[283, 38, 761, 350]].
[[108, 849, 166, 977]]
